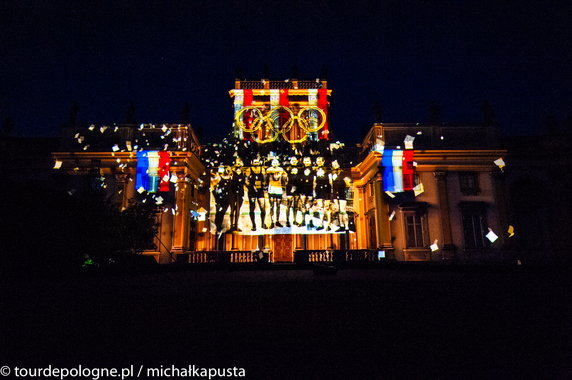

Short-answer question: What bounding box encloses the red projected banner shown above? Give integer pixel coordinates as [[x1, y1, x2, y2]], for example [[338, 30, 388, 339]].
[[279, 89, 289, 129], [158, 151, 171, 192], [243, 89, 254, 140], [318, 88, 329, 140], [402, 149, 415, 191]]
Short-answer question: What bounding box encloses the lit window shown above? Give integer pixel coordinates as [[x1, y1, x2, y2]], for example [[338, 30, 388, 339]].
[[399, 203, 429, 248]]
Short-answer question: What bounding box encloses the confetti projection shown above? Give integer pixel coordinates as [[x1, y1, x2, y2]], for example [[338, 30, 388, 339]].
[[205, 79, 356, 235]]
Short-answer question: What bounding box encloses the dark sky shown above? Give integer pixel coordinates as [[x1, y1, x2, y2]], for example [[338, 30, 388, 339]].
[[2, 1, 571, 143]]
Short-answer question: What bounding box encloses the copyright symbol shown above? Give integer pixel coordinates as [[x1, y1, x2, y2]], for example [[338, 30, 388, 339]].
[[0, 366, 10, 376]]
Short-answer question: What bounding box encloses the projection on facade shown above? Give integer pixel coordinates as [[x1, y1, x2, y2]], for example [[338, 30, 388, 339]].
[[203, 83, 357, 236]]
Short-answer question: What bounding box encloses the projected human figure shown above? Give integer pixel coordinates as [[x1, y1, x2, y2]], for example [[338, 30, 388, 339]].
[[212, 166, 232, 232], [246, 157, 267, 231], [229, 157, 245, 232], [330, 159, 351, 230], [266, 158, 285, 228], [298, 156, 315, 228], [285, 156, 301, 227], [313, 156, 331, 230]]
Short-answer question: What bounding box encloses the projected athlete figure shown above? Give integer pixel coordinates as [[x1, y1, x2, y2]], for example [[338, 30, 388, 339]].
[[246, 157, 268, 231], [266, 158, 285, 228], [313, 156, 331, 230], [229, 157, 245, 232], [298, 156, 315, 229], [285, 156, 302, 227], [212, 166, 232, 232], [330, 159, 351, 230]]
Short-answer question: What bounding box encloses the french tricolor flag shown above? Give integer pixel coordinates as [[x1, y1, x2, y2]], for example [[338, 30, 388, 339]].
[[381, 149, 414, 192], [136, 151, 171, 193]]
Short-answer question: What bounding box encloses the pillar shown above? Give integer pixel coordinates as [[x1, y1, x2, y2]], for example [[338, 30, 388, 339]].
[[355, 185, 367, 249], [433, 171, 456, 259], [490, 171, 508, 245], [171, 173, 189, 255], [372, 174, 395, 258]]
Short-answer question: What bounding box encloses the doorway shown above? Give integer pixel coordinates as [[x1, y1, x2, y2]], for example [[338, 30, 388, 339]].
[[272, 234, 293, 262]]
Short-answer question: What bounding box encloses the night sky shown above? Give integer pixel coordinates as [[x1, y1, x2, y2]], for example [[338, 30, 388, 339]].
[[2, 1, 571, 143]]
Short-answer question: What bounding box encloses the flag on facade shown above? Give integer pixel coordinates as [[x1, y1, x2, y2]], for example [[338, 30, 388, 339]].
[[381, 149, 415, 192], [136, 150, 171, 193]]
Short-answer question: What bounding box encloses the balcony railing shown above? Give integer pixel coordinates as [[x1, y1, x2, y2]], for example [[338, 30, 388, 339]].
[[180, 250, 273, 264], [236, 80, 325, 90], [294, 249, 379, 265], [178, 249, 378, 265]]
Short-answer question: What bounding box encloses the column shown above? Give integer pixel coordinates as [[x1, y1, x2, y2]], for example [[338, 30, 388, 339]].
[[171, 173, 189, 255], [231, 231, 239, 250], [433, 171, 456, 259], [372, 173, 395, 258], [355, 185, 367, 249], [295, 234, 303, 250], [490, 171, 508, 246]]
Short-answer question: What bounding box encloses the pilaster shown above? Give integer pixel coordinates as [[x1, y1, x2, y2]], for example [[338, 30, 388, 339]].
[[171, 172, 189, 255], [372, 173, 395, 258], [490, 171, 508, 246], [433, 171, 456, 259]]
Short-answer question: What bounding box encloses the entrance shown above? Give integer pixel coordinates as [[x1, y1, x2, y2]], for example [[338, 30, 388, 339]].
[[272, 234, 293, 262]]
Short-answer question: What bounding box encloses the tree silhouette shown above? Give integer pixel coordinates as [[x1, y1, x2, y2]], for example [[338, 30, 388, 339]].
[[118, 201, 158, 256]]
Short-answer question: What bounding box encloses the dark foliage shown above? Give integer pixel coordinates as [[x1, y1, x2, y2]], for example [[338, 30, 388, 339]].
[[0, 184, 157, 274], [117, 201, 158, 256]]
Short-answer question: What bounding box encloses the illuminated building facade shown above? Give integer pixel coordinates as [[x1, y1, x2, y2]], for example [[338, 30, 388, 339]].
[[52, 79, 510, 263], [53, 124, 205, 263], [355, 123, 507, 261]]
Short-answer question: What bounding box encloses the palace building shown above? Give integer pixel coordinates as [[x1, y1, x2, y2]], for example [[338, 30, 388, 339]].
[[52, 79, 510, 264]]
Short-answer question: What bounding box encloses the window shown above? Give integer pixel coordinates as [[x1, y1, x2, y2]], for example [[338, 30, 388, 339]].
[[399, 203, 428, 248], [460, 202, 488, 249], [459, 172, 480, 195], [405, 214, 425, 247]]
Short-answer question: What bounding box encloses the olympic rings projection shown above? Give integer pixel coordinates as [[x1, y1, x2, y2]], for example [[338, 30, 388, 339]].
[[235, 106, 326, 144]]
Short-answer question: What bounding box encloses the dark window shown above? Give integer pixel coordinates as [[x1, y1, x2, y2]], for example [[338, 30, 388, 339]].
[[460, 202, 488, 249], [404, 213, 427, 248], [459, 172, 480, 195]]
